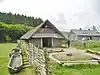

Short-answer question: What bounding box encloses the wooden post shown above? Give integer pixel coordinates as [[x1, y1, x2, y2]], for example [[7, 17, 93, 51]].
[[41, 38, 43, 48], [52, 38, 53, 47]]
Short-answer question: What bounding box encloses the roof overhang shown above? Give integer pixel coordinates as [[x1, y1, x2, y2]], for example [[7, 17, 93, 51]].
[[32, 33, 64, 38]]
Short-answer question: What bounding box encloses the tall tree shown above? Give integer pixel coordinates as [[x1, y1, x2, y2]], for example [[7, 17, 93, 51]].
[[0, 12, 43, 26]]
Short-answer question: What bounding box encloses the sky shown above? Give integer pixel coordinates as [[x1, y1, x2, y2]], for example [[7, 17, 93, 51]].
[[0, 0, 100, 31]]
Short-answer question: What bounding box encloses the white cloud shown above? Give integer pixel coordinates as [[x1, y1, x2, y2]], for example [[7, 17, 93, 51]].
[[0, 0, 100, 31]]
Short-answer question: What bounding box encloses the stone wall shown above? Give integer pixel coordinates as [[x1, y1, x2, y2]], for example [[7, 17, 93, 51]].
[[20, 40, 33, 66], [33, 46, 49, 75], [20, 40, 50, 75]]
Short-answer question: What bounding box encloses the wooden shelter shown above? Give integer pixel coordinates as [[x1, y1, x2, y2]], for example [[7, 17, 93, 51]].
[[21, 20, 67, 47]]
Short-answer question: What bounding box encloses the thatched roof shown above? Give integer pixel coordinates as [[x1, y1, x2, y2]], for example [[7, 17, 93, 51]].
[[70, 29, 100, 36], [21, 20, 67, 40]]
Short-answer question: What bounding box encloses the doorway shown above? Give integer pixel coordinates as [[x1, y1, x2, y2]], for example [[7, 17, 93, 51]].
[[42, 38, 52, 47]]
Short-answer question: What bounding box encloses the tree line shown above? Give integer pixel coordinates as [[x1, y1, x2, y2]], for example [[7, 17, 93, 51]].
[[0, 22, 33, 42], [0, 12, 43, 26]]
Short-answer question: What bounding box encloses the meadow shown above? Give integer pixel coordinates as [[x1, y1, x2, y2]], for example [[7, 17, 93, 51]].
[[1, 43, 100, 75]]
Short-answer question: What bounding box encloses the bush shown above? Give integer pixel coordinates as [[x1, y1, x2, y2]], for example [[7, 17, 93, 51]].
[[0, 22, 34, 42], [5, 35, 11, 42]]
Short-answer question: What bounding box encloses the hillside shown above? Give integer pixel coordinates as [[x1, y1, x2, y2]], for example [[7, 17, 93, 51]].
[[0, 12, 43, 26]]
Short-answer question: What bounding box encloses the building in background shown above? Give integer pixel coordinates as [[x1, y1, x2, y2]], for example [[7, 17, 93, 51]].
[[68, 28, 100, 41]]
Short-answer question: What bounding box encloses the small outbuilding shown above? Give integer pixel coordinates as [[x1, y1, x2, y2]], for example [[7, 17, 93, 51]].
[[21, 20, 67, 48]]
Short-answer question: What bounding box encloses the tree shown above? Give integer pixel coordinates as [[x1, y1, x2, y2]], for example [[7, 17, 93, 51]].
[[0, 12, 43, 26], [0, 22, 33, 42]]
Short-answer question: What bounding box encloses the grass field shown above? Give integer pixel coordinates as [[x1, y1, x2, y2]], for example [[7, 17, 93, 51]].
[[0, 43, 36, 75], [0, 43, 17, 75], [1, 43, 100, 75], [50, 62, 100, 75]]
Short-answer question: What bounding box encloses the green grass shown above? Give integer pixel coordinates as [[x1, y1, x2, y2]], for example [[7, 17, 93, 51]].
[[0, 43, 36, 75], [75, 40, 100, 52], [12, 66, 36, 75], [50, 62, 100, 75], [0, 43, 17, 56], [90, 47, 100, 52], [1, 43, 100, 75], [0, 43, 17, 75]]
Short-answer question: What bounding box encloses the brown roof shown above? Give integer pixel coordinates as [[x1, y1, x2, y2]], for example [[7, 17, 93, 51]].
[[21, 20, 67, 40]]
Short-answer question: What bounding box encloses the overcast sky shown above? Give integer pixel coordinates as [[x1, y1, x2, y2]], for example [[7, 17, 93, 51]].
[[0, 0, 100, 31]]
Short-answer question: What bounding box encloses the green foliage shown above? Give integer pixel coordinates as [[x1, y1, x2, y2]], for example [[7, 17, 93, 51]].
[[5, 35, 11, 42], [75, 40, 100, 50], [0, 22, 33, 42], [0, 12, 43, 42], [0, 12, 43, 26]]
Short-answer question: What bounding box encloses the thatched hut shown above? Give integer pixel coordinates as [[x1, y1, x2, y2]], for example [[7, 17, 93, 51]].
[[21, 20, 67, 47]]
